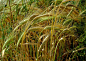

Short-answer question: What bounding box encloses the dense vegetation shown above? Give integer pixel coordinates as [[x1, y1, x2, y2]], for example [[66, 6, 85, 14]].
[[0, 0, 86, 61]]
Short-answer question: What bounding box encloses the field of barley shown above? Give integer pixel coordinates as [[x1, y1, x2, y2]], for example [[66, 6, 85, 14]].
[[0, 0, 86, 61]]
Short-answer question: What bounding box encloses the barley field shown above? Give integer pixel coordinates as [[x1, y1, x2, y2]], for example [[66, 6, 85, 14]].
[[0, 0, 86, 61]]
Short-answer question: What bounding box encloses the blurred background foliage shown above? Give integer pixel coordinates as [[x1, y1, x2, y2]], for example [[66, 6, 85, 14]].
[[0, 0, 86, 61]]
